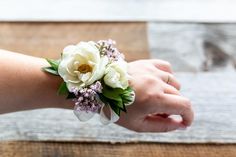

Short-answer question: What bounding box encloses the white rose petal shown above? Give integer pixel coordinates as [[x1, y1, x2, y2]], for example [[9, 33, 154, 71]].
[[104, 60, 129, 89], [58, 41, 108, 91], [80, 72, 91, 82]]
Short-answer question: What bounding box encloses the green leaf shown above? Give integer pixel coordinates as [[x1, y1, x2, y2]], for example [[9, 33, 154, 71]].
[[46, 58, 60, 71], [98, 85, 134, 116], [109, 103, 121, 116], [107, 99, 122, 116], [57, 82, 76, 99], [121, 87, 135, 105], [98, 94, 121, 116], [116, 100, 125, 110], [110, 98, 126, 111], [98, 93, 108, 104], [42, 67, 59, 75], [122, 97, 133, 104], [98, 94, 126, 116], [122, 92, 133, 102], [102, 85, 124, 102], [57, 82, 69, 95], [66, 92, 76, 99]]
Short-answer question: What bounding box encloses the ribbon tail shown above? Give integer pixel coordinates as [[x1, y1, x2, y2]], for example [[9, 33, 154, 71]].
[[100, 104, 119, 125], [73, 106, 95, 122]]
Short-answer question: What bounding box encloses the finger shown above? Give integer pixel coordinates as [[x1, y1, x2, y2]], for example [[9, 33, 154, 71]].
[[167, 74, 181, 90], [150, 59, 173, 74], [159, 71, 181, 90], [148, 94, 194, 126], [138, 116, 186, 132], [163, 83, 181, 95], [162, 94, 194, 126]]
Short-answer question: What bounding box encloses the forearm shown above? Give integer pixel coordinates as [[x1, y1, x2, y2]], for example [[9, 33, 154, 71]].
[[0, 49, 73, 114]]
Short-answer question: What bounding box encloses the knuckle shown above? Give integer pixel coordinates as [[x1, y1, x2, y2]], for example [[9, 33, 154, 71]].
[[145, 66, 157, 73], [145, 92, 164, 101], [152, 59, 171, 68], [155, 92, 164, 99], [162, 61, 172, 68], [168, 73, 174, 79], [139, 75, 164, 102]]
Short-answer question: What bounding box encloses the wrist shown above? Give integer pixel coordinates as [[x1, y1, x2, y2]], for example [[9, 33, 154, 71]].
[[31, 58, 74, 110]]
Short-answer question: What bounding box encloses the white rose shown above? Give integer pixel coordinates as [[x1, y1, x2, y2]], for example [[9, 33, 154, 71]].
[[104, 60, 129, 89], [58, 41, 108, 91]]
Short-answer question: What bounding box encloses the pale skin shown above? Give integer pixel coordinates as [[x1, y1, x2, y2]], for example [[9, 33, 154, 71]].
[[0, 49, 194, 132]]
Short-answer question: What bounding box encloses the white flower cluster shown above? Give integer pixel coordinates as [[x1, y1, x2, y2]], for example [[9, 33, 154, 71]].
[[58, 41, 129, 92]]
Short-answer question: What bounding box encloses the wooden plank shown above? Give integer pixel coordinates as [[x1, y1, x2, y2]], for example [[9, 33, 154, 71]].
[[0, 22, 149, 61], [148, 22, 236, 72], [0, 72, 235, 143], [0, 141, 235, 157], [1, 0, 236, 23]]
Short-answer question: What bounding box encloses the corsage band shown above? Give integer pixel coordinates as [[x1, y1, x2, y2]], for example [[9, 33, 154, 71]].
[[42, 39, 135, 124]]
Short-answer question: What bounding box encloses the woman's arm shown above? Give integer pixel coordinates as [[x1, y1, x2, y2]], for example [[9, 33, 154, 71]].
[[0, 49, 193, 132], [0, 49, 73, 114]]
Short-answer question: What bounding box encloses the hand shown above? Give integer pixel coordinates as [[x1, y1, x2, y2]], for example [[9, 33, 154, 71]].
[[116, 59, 194, 132]]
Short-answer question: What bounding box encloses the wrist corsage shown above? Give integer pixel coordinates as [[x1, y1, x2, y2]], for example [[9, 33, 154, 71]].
[[42, 39, 135, 124]]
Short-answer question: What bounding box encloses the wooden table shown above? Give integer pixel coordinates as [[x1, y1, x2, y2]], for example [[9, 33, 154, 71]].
[[0, 142, 235, 157], [0, 22, 235, 157]]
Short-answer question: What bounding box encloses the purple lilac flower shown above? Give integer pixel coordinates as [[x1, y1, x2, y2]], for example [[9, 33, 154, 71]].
[[72, 81, 103, 113], [97, 39, 124, 61]]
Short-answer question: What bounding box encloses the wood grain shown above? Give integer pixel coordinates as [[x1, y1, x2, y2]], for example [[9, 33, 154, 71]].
[[148, 22, 236, 72], [0, 141, 235, 157], [0, 72, 235, 143], [0, 22, 149, 61], [1, 0, 236, 23]]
